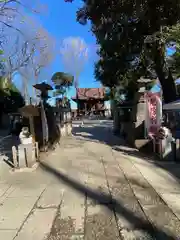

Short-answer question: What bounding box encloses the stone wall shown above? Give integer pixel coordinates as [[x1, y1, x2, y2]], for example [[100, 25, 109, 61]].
[[112, 99, 146, 144]]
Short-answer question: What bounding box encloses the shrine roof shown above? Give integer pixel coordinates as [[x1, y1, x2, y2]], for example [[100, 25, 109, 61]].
[[72, 88, 105, 100]]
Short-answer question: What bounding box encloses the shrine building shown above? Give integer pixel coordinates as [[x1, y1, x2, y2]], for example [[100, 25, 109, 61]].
[[71, 88, 106, 116]]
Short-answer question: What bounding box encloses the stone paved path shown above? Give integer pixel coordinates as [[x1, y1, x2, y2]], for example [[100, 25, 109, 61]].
[[0, 122, 180, 239]]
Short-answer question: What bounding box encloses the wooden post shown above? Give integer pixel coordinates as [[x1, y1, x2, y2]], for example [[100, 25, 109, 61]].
[[12, 146, 18, 168], [24, 147, 28, 167], [75, 85, 79, 117], [29, 116, 35, 144], [35, 142, 39, 161], [29, 98, 36, 143]]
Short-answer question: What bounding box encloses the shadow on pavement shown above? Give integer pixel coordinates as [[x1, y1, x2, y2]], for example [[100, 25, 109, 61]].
[[40, 161, 175, 239], [0, 133, 20, 165], [72, 125, 125, 147], [73, 125, 180, 188], [113, 146, 180, 183]]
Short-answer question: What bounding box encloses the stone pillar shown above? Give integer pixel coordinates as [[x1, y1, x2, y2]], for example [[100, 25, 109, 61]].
[[135, 101, 146, 139], [112, 102, 121, 135], [12, 143, 38, 168], [60, 110, 72, 137]]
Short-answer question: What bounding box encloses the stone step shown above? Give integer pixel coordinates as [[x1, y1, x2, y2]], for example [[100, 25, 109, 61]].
[[135, 139, 153, 154]]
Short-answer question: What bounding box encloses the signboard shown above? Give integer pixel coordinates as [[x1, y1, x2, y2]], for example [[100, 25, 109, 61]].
[[19, 105, 39, 117], [144, 92, 162, 137]]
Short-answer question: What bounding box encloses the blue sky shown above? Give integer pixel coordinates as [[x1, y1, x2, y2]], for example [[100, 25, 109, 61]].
[[13, 0, 100, 108], [13, 1, 177, 106], [33, 0, 100, 108]]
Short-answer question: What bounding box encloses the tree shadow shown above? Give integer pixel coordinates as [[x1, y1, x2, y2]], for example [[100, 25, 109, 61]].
[[0, 133, 20, 166], [72, 125, 125, 147], [39, 161, 175, 239], [113, 146, 180, 183], [72, 124, 180, 187]]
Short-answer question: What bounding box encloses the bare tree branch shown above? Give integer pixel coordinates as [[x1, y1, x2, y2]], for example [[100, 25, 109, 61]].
[[0, 0, 52, 103], [60, 37, 89, 87], [0, 0, 47, 39]]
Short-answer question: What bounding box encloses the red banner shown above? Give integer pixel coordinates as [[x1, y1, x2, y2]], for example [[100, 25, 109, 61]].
[[145, 92, 162, 136]]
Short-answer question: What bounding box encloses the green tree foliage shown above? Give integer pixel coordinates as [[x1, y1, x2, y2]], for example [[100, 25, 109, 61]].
[[164, 24, 180, 78], [51, 71, 74, 102], [0, 77, 25, 116], [51, 72, 74, 88], [53, 86, 66, 98], [75, 0, 180, 103]]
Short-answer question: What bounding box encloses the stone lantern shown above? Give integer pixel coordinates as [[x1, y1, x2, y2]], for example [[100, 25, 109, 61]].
[[33, 82, 53, 149], [33, 81, 53, 103]]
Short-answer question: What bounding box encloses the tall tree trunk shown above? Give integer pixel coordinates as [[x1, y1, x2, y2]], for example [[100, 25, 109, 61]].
[[155, 66, 177, 103], [126, 92, 140, 147], [146, 2, 177, 103], [112, 100, 121, 135], [153, 43, 177, 103]]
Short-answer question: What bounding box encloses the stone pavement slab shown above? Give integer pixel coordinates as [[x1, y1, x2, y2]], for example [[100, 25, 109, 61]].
[[0, 230, 17, 240], [37, 185, 64, 209], [47, 189, 85, 240], [85, 204, 120, 240], [113, 149, 180, 239], [14, 208, 57, 240], [0, 183, 11, 197], [0, 186, 16, 204], [60, 190, 85, 235], [0, 196, 38, 229], [7, 184, 46, 198], [72, 124, 180, 238], [84, 141, 155, 239], [160, 193, 180, 219], [2, 123, 180, 239], [123, 153, 180, 223]]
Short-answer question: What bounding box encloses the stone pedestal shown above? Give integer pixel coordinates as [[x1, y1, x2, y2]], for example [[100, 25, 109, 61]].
[[60, 123, 72, 137], [18, 144, 36, 168], [12, 142, 38, 168], [66, 123, 72, 135], [157, 135, 175, 161], [60, 125, 66, 137], [56, 109, 72, 138]]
